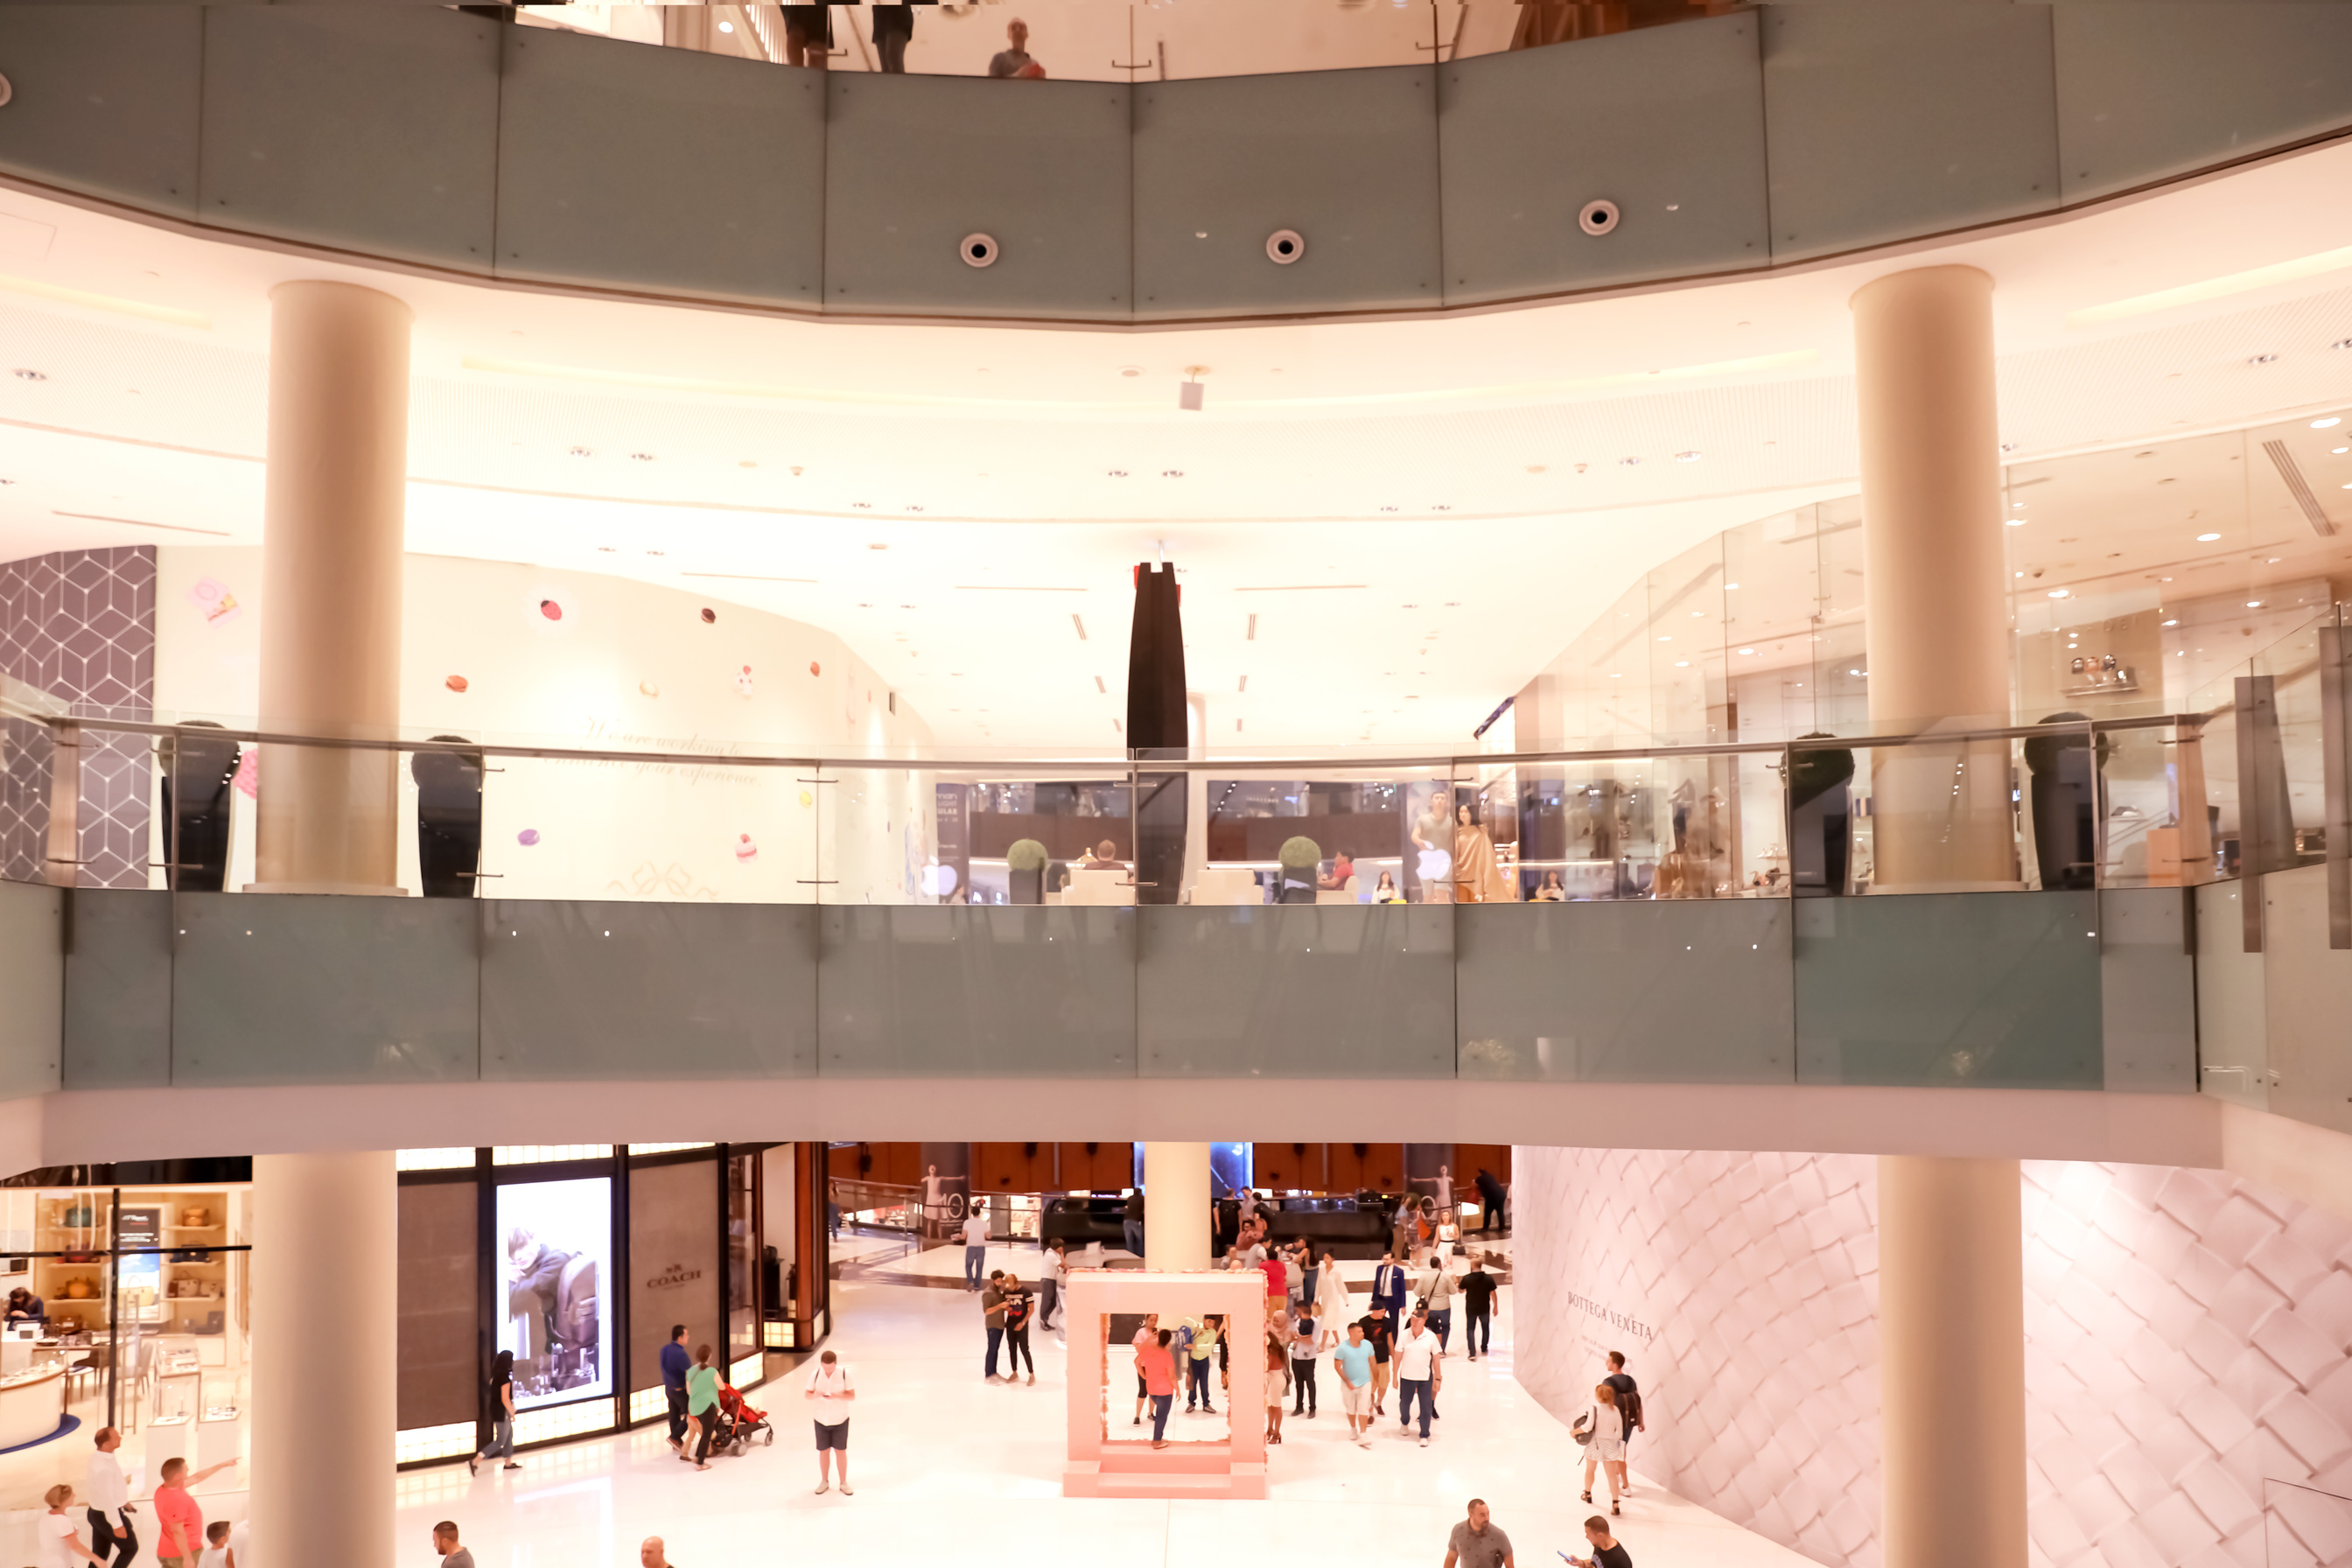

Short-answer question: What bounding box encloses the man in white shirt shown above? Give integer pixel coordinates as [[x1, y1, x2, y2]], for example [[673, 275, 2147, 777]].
[[805, 1348, 856, 1495], [962, 1201, 990, 1291], [84, 1426, 135, 1566], [1393, 1308, 1445, 1446], [1040, 1239, 1068, 1338]]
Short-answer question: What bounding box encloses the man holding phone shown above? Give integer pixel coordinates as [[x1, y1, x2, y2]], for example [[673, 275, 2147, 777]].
[[1564, 1515, 1631, 1568]]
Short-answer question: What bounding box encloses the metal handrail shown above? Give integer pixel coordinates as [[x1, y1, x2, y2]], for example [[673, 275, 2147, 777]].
[[0, 704, 2202, 778]]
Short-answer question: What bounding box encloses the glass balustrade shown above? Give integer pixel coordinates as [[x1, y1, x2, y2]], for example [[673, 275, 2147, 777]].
[[0, 683, 2327, 1094]]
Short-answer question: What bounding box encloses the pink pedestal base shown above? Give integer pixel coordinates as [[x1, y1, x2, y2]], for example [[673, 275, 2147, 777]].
[[1062, 1269, 1269, 1500]]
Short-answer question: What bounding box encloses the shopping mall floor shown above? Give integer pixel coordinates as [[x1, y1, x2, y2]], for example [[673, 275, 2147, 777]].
[[368, 1245, 1810, 1568]]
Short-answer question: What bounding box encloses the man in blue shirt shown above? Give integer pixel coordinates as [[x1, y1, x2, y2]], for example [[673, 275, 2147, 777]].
[[661, 1324, 693, 1450]]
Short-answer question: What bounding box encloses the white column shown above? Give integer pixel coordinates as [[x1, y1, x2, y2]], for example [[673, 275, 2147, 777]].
[[1851, 265, 2015, 886], [252, 281, 412, 894], [250, 1152, 397, 1568], [1144, 1141, 1210, 1270], [1878, 1156, 2026, 1568]]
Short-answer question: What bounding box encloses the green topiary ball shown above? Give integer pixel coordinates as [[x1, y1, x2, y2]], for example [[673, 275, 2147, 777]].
[[1278, 836, 1322, 872], [1006, 838, 1049, 872]]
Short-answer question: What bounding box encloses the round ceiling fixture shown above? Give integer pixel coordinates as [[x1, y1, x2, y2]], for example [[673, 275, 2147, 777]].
[[1265, 229, 1305, 264], [959, 233, 998, 269], [1578, 200, 1620, 236]]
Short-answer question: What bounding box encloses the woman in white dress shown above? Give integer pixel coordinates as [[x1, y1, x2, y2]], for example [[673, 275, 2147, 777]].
[[38, 1485, 105, 1568], [1580, 1382, 1629, 1515]]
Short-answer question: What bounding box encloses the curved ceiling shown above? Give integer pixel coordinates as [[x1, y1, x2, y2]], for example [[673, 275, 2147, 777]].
[[0, 137, 2348, 751]]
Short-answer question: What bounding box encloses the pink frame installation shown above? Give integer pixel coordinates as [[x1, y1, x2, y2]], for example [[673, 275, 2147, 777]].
[[1062, 1268, 1269, 1500]]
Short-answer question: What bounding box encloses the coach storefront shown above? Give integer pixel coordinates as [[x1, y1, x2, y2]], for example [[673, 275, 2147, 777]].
[[394, 1143, 830, 1467]]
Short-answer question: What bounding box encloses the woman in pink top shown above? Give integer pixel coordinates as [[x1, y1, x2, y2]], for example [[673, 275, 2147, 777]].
[[1138, 1328, 1179, 1448]]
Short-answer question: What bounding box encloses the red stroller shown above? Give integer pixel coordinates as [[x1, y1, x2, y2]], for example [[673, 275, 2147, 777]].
[[711, 1382, 774, 1455]]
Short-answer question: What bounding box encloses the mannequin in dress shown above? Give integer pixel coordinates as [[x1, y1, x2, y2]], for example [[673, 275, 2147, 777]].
[[1451, 803, 1515, 903]]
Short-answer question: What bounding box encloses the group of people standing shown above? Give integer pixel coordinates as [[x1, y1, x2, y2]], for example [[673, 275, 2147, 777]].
[[33, 1428, 236, 1568]]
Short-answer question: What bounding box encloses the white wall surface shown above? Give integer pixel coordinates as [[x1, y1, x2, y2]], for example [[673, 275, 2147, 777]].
[[150, 548, 934, 902], [1512, 1147, 2352, 1568]]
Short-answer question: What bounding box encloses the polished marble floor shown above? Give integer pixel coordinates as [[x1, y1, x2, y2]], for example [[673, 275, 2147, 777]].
[[381, 1261, 1810, 1568]]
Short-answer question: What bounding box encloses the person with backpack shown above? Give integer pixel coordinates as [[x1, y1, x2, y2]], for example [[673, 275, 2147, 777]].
[[1602, 1351, 1645, 1492]]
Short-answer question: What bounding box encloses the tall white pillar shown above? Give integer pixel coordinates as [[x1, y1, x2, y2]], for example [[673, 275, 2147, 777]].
[[251, 1152, 397, 1568], [253, 280, 412, 894], [1144, 1141, 1210, 1270], [1879, 1156, 2026, 1568], [1851, 266, 2015, 886]]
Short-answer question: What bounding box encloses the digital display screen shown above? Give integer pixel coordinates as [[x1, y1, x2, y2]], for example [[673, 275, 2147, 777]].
[[495, 1178, 611, 1410]]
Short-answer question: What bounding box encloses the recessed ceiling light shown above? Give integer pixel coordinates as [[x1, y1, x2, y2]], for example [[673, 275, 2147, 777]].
[[1609, 673, 1623, 679], [2247, 600, 2263, 608], [2048, 589, 2069, 598], [2006, 518, 2026, 527], [2334, 446, 2349, 454], [717, 18, 733, 30], [1673, 660, 1690, 668], [2313, 416, 2342, 429], [1737, 648, 1755, 655], [10, 368, 46, 382], [2197, 532, 2222, 542], [2015, 571, 2026, 578], [2267, 556, 2281, 564], [2162, 619, 2178, 626], [1724, 583, 1740, 590], [1657, 635, 1671, 642]]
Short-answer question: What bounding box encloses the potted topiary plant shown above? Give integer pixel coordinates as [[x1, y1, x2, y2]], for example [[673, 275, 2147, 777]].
[[1278, 836, 1322, 904], [1006, 838, 1049, 905]]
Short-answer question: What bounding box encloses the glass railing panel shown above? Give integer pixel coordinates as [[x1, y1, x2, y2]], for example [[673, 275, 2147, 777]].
[[1794, 889, 2104, 1088], [826, 765, 937, 906], [1455, 899, 1792, 1082], [170, 891, 478, 1084], [482, 900, 817, 1081], [2194, 878, 2270, 1110], [2095, 719, 2212, 891], [0, 877, 60, 1098], [1136, 905, 1453, 1078], [2095, 885, 2197, 1092], [60, 887, 171, 1089], [1836, 726, 2025, 894], [817, 905, 1135, 1077], [2258, 864, 2352, 1137]]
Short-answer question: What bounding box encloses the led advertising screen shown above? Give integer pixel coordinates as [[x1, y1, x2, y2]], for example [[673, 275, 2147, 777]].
[[496, 1177, 611, 1410]]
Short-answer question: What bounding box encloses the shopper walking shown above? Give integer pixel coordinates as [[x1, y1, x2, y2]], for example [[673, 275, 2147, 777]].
[[686, 1343, 722, 1470], [805, 1348, 855, 1494], [1289, 1306, 1323, 1418], [870, 2, 913, 73], [661, 1324, 693, 1450], [1001, 1274, 1037, 1383], [780, 4, 831, 70], [432, 1520, 475, 1568], [1372, 1250, 1408, 1321], [1360, 1304, 1395, 1416], [987, 16, 1046, 78], [962, 1201, 990, 1291], [1566, 1516, 1631, 1568], [1462, 1255, 1499, 1360], [1423, 1258, 1458, 1351], [1578, 1383, 1628, 1513], [84, 1427, 135, 1568], [1394, 1310, 1444, 1446], [1040, 1238, 1067, 1337], [38, 1485, 106, 1567], [1130, 1313, 1159, 1426], [1333, 1322, 1376, 1448], [1474, 1168, 1508, 1235], [1602, 1350, 1645, 1492], [1122, 1187, 1145, 1258], [981, 1270, 1009, 1381], [1443, 1498, 1516, 1568], [469, 1351, 517, 1476], [1138, 1328, 1179, 1448], [1263, 1327, 1290, 1446]]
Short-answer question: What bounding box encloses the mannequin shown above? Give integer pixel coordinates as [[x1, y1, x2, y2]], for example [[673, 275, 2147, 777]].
[[1452, 803, 1514, 904]]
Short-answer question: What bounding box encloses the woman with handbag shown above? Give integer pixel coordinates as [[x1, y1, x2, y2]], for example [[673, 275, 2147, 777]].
[[1577, 1382, 1628, 1514]]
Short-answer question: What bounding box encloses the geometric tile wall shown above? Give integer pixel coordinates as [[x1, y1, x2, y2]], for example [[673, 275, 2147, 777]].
[[1511, 1145, 1886, 1568], [1512, 1147, 2352, 1568], [0, 546, 156, 887]]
